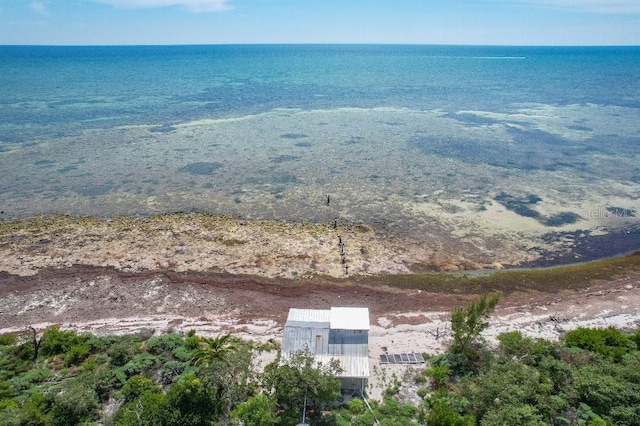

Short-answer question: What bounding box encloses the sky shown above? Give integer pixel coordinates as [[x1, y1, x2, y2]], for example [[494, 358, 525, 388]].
[[1, 0, 639, 46]]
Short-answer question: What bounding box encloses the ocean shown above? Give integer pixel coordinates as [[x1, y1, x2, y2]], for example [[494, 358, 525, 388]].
[[1, 45, 639, 265]]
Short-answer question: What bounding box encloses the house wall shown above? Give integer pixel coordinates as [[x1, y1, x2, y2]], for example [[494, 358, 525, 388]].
[[282, 326, 330, 354], [328, 329, 368, 357]]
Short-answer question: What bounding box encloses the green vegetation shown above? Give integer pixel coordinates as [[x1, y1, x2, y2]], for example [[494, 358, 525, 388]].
[[0, 327, 345, 425], [415, 295, 640, 425], [2, 297, 640, 425], [357, 251, 640, 295]]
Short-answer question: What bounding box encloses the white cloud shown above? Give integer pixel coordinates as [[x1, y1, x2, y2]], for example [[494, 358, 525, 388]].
[[91, 0, 232, 12], [508, 0, 640, 13], [29, 1, 48, 14]]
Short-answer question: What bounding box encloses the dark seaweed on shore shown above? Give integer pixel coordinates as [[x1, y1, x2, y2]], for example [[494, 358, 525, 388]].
[[354, 251, 640, 296]]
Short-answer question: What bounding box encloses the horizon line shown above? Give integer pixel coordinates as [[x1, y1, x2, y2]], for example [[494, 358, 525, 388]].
[[1, 42, 640, 48]]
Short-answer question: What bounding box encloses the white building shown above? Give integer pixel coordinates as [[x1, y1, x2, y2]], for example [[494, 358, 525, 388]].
[[282, 306, 370, 393]]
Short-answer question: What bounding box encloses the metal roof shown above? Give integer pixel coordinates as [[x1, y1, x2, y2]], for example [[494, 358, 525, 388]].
[[285, 308, 331, 328], [284, 307, 370, 331], [330, 307, 370, 331]]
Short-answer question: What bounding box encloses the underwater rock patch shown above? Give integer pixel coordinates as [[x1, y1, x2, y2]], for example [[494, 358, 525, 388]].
[[294, 142, 313, 148], [343, 136, 365, 145], [178, 162, 224, 175], [444, 112, 500, 126], [271, 155, 301, 164], [494, 192, 542, 218], [542, 212, 582, 227], [280, 133, 308, 139], [34, 159, 56, 167], [75, 183, 116, 197], [271, 173, 300, 184], [149, 124, 178, 134], [606, 207, 637, 218]]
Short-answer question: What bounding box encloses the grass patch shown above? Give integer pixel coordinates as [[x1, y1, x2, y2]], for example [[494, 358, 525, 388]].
[[354, 252, 640, 295]]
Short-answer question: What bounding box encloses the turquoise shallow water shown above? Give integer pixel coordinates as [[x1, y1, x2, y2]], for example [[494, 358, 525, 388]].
[[1, 45, 639, 265]]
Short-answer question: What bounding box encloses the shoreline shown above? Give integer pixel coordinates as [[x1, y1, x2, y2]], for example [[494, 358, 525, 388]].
[[1, 213, 639, 279]]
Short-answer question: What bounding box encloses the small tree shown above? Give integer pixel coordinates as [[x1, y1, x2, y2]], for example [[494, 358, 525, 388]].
[[193, 334, 256, 418], [450, 293, 500, 354], [49, 379, 99, 426], [231, 393, 278, 426], [192, 334, 240, 368], [448, 293, 500, 374], [263, 350, 342, 415], [26, 327, 42, 361]]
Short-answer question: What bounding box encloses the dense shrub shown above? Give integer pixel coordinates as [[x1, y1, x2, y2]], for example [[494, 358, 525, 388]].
[[120, 353, 159, 378], [0, 334, 18, 346], [231, 393, 278, 426], [8, 368, 51, 393], [564, 327, 636, 362], [64, 343, 90, 367], [146, 334, 184, 355], [122, 375, 160, 402], [40, 327, 84, 357], [109, 340, 137, 367], [48, 380, 99, 426]]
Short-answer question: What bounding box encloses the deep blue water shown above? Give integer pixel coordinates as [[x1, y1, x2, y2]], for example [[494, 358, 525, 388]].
[[1, 45, 639, 264], [2, 45, 639, 143]]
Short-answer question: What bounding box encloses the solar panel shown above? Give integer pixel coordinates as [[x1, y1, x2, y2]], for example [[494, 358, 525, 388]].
[[379, 353, 425, 364]]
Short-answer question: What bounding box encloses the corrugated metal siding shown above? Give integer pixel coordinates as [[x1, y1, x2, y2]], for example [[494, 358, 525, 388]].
[[282, 326, 330, 354], [329, 330, 368, 357], [313, 355, 370, 378]]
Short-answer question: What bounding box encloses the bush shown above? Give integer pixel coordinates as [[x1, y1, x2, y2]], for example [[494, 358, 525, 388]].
[[40, 327, 83, 357], [171, 345, 193, 362], [0, 380, 15, 400], [497, 331, 555, 366], [6, 342, 35, 365], [0, 389, 49, 426], [184, 333, 200, 350], [481, 404, 546, 426], [426, 362, 453, 389], [348, 398, 365, 415], [114, 390, 168, 425], [120, 353, 159, 378], [231, 393, 278, 426], [49, 381, 99, 426], [8, 368, 51, 393], [0, 334, 18, 346], [164, 374, 217, 425], [109, 341, 137, 367], [426, 399, 475, 426], [564, 327, 636, 362], [146, 334, 184, 355], [64, 344, 90, 367], [90, 368, 121, 402], [159, 360, 188, 385], [122, 375, 160, 402]]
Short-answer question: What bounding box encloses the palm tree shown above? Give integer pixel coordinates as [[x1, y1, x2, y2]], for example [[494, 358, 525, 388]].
[[192, 334, 240, 368]]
